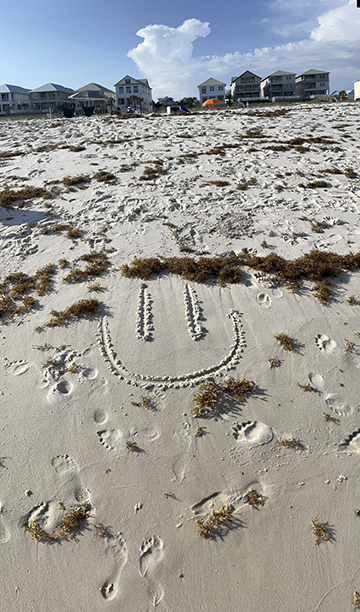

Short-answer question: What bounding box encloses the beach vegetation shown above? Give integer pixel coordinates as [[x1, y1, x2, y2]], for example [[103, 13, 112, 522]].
[[93, 170, 117, 184], [278, 437, 301, 449], [313, 280, 333, 304], [222, 377, 255, 403], [125, 440, 138, 451], [88, 282, 103, 292], [26, 500, 92, 543], [62, 175, 91, 187], [63, 250, 110, 283], [268, 357, 280, 368], [274, 333, 293, 351], [311, 517, 332, 545], [353, 591, 360, 609], [194, 426, 206, 437], [46, 298, 101, 327], [196, 503, 235, 538], [193, 381, 222, 417], [244, 489, 264, 509], [297, 382, 314, 391], [0, 185, 53, 208], [345, 339, 355, 353], [347, 295, 357, 305]]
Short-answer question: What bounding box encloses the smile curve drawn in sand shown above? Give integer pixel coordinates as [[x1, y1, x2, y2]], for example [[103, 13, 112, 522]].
[[97, 308, 245, 389]]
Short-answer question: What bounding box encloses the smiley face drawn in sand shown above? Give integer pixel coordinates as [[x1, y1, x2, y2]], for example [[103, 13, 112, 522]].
[[97, 280, 246, 390]]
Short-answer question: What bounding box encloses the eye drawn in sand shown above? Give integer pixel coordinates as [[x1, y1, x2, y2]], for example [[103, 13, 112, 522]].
[[324, 393, 353, 417], [101, 533, 128, 601], [97, 306, 245, 390], [0, 503, 10, 543], [232, 420, 274, 447], [136, 284, 153, 341], [183, 283, 203, 340], [315, 334, 337, 354], [52, 454, 89, 503]]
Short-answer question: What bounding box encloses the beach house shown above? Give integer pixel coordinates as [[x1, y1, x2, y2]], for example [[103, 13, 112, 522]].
[[29, 83, 75, 111], [230, 72, 261, 103], [260, 71, 296, 100], [198, 78, 226, 104], [0, 84, 31, 114], [295, 70, 330, 99], [114, 76, 153, 112]]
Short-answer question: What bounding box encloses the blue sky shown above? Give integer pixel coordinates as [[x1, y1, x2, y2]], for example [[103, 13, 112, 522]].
[[2, 0, 359, 99]]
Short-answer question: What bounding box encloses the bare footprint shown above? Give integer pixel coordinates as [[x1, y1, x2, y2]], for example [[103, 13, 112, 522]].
[[101, 533, 128, 601], [315, 334, 337, 354], [94, 408, 108, 424], [232, 420, 273, 447], [256, 293, 271, 308], [0, 503, 10, 543], [51, 454, 89, 502], [139, 536, 164, 578], [308, 372, 324, 391], [5, 360, 29, 376], [97, 429, 123, 451]]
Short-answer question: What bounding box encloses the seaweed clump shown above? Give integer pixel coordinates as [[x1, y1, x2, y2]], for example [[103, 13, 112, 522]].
[[63, 251, 110, 283], [46, 298, 101, 327], [196, 504, 234, 538], [26, 500, 92, 543]]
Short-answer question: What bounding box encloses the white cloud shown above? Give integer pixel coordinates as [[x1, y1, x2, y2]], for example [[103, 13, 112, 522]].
[[128, 5, 360, 99], [311, 0, 359, 41]]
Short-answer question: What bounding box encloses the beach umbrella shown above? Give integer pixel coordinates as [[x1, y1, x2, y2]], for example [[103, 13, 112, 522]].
[[202, 98, 223, 107]]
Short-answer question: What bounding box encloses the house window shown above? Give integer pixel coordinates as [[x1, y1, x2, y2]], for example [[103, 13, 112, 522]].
[[210, 86, 214, 92], [201, 88, 206, 93], [126, 86, 131, 94], [1, 93, 8, 101], [217, 95, 224, 101], [125, 79, 130, 84], [320, 83, 325, 87], [286, 84, 292, 88], [134, 86, 138, 93], [118, 87, 123, 93], [201, 97, 207, 103], [319, 74, 325, 78], [218, 86, 224, 90], [286, 76, 292, 80], [32, 93, 38, 99], [118, 98, 125, 105]]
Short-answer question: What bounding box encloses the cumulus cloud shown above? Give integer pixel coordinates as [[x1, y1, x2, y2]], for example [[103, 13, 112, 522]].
[[128, 5, 360, 99], [311, 0, 359, 41]]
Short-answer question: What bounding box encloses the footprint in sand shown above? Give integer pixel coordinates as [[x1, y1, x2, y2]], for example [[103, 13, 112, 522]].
[[256, 293, 271, 308], [4, 359, 29, 376], [51, 454, 89, 502], [139, 536, 164, 606], [315, 334, 337, 354], [0, 503, 10, 543], [97, 429, 123, 451], [101, 533, 128, 601], [325, 393, 353, 417], [232, 421, 273, 447], [47, 380, 73, 405], [308, 372, 324, 391], [94, 408, 108, 424]]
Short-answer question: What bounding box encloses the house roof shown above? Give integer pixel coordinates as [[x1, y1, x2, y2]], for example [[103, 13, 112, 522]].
[[231, 71, 261, 84], [30, 83, 75, 94], [68, 91, 110, 101], [261, 70, 296, 81], [0, 84, 31, 94], [296, 69, 330, 78], [114, 75, 152, 89], [76, 82, 115, 96], [198, 77, 226, 88]]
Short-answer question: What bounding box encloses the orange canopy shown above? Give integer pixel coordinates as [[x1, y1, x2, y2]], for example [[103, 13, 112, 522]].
[[202, 98, 223, 107]]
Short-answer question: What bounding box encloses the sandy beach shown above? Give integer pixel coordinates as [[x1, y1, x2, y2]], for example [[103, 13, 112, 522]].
[[1, 102, 360, 612]]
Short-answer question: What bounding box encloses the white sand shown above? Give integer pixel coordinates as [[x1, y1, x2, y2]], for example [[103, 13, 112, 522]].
[[1, 103, 360, 611]]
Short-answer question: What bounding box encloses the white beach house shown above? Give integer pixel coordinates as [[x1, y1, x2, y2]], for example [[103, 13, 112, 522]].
[[30, 83, 75, 111], [114, 76, 153, 112], [198, 78, 226, 104], [0, 84, 31, 114], [230, 72, 262, 103]]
